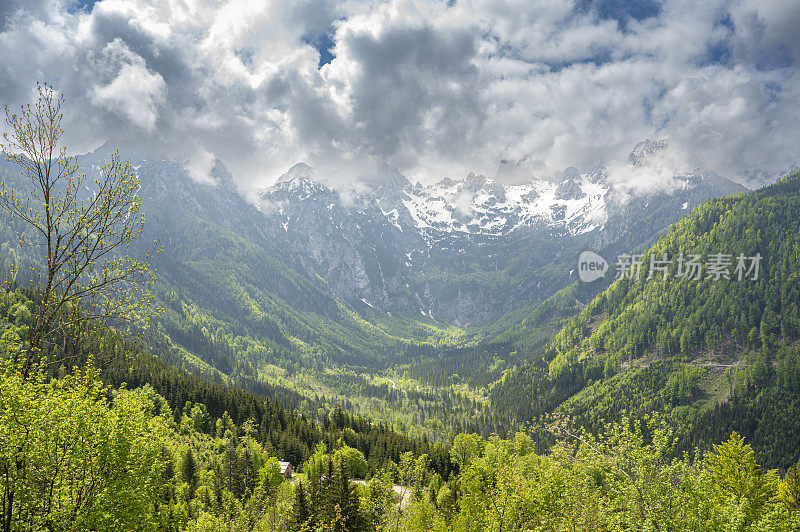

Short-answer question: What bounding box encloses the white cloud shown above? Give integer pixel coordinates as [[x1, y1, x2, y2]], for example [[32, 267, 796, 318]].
[[0, 0, 797, 191], [90, 39, 166, 131], [607, 144, 695, 195], [182, 144, 217, 183]]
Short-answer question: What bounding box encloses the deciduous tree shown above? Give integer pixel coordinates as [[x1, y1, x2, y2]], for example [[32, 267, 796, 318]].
[[0, 83, 158, 377]]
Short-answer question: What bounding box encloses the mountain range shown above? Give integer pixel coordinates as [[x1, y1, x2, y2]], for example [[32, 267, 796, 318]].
[[0, 139, 756, 439], [254, 140, 743, 326]]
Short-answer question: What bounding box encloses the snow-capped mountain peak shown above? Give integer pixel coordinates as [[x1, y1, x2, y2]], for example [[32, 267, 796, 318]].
[[398, 170, 608, 238], [259, 162, 612, 241], [256, 140, 745, 246], [248, 140, 745, 325]]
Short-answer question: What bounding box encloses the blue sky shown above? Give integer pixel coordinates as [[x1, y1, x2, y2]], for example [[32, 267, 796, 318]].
[[0, 0, 798, 189], [72, 0, 99, 11]]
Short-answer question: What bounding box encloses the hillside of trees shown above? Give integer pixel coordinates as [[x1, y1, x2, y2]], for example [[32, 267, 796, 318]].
[[3, 313, 799, 530], [485, 171, 800, 470]]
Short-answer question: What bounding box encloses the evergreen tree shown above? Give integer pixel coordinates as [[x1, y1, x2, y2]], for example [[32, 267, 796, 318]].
[[292, 481, 310, 530], [181, 449, 197, 499], [330, 456, 365, 532]]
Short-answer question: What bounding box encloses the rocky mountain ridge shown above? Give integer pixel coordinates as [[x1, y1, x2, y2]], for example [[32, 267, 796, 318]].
[[252, 141, 745, 325]]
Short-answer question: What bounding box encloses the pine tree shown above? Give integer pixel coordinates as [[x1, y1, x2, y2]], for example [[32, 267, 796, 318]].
[[330, 456, 365, 532], [181, 449, 197, 499], [781, 461, 800, 509], [292, 481, 310, 529]]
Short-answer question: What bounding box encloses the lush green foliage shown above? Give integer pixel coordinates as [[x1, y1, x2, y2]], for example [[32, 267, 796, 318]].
[[9, 347, 797, 532], [0, 311, 446, 530], [399, 419, 800, 532], [0, 362, 170, 530]]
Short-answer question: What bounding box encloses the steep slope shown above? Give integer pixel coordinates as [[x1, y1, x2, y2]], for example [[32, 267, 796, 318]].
[[257, 142, 744, 326], [132, 158, 461, 367], [0, 150, 459, 373], [490, 171, 800, 468]]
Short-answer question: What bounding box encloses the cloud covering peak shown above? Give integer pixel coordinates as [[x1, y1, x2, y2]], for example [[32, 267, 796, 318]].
[[0, 0, 798, 189]]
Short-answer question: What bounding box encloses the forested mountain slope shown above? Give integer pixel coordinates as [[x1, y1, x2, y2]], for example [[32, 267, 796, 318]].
[[491, 171, 800, 469], [4, 291, 799, 531]]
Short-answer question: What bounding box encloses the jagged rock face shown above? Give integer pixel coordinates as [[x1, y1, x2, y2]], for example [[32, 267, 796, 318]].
[[0, 142, 749, 344], [259, 180, 418, 310], [255, 144, 745, 325], [556, 168, 587, 201], [60, 141, 746, 328], [628, 139, 671, 166]]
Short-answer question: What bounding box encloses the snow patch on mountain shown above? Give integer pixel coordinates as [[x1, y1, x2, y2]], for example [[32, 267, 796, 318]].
[[400, 171, 609, 237], [255, 140, 742, 244], [258, 162, 614, 240]]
